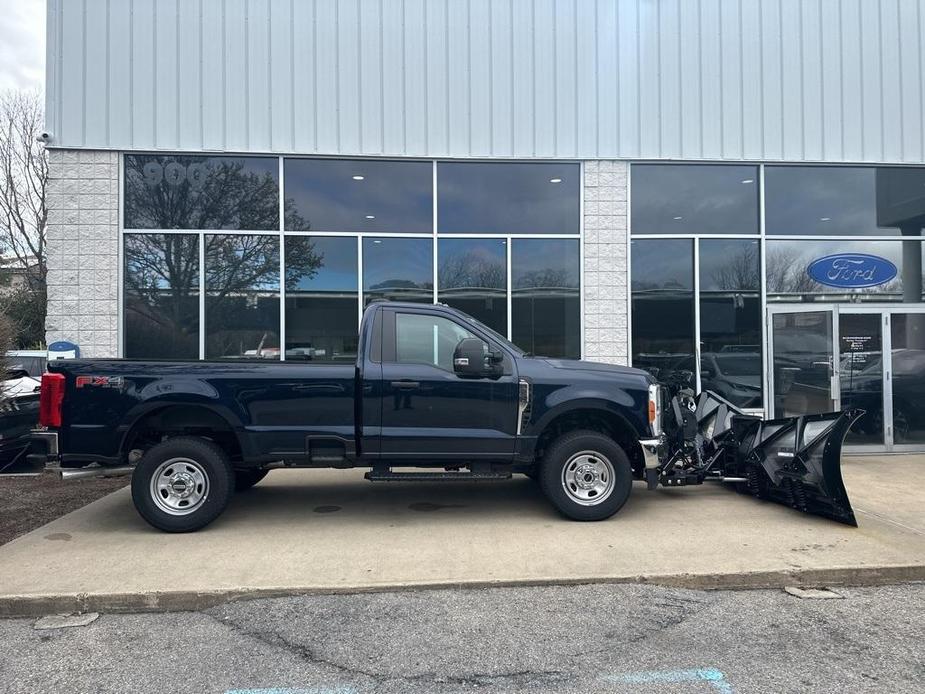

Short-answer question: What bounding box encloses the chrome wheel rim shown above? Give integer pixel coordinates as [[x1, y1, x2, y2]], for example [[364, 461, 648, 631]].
[[561, 451, 615, 506], [150, 458, 209, 516]]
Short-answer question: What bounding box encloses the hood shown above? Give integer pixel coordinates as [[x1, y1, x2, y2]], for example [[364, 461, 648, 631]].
[[542, 358, 652, 380]]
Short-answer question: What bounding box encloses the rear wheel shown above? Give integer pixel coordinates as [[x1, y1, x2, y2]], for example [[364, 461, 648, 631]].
[[235, 468, 268, 492], [539, 430, 633, 521], [131, 436, 234, 533]]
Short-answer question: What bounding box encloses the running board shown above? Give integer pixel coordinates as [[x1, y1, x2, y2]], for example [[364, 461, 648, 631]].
[[365, 470, 511, 482]]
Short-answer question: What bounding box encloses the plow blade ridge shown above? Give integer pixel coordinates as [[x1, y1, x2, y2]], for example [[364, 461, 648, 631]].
[[728, 409, 865, 526]]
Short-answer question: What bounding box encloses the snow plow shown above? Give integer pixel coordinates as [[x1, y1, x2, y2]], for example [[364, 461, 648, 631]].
[[641, 388, 863, 526]]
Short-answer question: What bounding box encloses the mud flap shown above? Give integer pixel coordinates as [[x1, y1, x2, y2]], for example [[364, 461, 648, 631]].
[[726, 410, 864, 526]]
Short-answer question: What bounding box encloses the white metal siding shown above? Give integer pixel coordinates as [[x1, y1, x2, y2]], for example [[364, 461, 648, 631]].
[[46, 0, 925, 163]]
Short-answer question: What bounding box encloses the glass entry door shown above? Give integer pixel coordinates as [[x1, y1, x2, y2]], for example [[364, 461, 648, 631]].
[[769, 309, 838, 419], [838, 312, 885, 447], [769, 306, 925, 451]]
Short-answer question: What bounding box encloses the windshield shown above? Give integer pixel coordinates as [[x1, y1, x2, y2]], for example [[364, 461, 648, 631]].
[[457, 313, 525, 356]]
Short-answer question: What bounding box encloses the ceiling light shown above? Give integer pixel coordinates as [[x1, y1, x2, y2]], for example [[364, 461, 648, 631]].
[[373, 239, 382, 244], [820, 217, 831, 222], [549, 178, 562, 184], [741, 178, 754, 184], [673, 216, 683, 221], [352, 175, 365, 181], [365, 215, 375, 219]]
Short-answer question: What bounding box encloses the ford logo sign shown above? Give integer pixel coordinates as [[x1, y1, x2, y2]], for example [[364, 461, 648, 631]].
[[807, 253, 898, 289]]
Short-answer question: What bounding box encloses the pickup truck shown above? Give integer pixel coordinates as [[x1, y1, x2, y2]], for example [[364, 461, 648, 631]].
[[32, 302, 663, 532]]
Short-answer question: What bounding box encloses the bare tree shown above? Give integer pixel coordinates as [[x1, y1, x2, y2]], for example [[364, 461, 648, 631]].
[[0, 90, 46, 285], [0, 90, 47, 348]]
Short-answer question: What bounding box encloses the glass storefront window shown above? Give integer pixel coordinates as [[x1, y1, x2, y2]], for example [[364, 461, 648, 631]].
[[438, 162, 580, 234], [631, 164, 759, 235], [765, 239, 923, 303], [765, 166, 925, 236], [284, 159, 432, 233], [123, 233, 200, 359], [124, 155, 280, 230], [438, 238, 507, 337], [204, 235, 280, 359], [699, 239, 762, 408], [285, 237, 358, 362], [362, 237, 433, 305], [631, 239, 695, 387], [511, 238, 580, 358]]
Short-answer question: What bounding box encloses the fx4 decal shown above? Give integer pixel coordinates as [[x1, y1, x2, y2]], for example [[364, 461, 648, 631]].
[[75, 375, 125, 389]]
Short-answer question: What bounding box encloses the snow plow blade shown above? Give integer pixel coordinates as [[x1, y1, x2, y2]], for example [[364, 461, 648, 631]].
[[656, 390, 863, 526]]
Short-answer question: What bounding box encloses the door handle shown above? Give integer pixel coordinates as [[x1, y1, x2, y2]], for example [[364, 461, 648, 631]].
[[390, 380, 420, 390]]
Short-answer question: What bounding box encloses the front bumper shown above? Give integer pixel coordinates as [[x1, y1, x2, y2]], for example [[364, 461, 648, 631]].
[[638, 436, 663, 469]]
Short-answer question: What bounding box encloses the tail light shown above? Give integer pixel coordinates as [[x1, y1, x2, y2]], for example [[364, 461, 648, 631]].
[[39, 372, 66, 428]]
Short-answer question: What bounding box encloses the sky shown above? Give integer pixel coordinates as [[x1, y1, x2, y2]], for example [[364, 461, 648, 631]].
[[0, 0, 45, 93]]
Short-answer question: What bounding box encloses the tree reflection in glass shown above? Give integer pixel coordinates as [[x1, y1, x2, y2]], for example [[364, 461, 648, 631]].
[[438, 239, 507, 336], [204, 235, 284, 359], [124, 234, 200, 359]]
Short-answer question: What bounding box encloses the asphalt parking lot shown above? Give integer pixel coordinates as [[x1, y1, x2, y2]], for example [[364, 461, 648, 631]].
[[1, 582, 922, 693], [0, 456, 924, 616]]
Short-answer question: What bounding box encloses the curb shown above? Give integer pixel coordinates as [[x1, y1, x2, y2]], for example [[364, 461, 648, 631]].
[[2, 564, 923, 617]]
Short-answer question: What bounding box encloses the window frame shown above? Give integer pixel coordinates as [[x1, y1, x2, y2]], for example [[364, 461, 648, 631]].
[[119, 155, 585, 362]]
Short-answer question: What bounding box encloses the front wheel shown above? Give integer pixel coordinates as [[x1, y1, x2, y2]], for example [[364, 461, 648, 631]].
[[131, 436, 235, 533], [539, 430, 633, 521]]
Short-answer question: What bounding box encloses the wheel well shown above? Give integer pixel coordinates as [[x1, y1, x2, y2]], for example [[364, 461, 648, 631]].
[[122, 405, 243, 464], [535, 408, 643, 474]]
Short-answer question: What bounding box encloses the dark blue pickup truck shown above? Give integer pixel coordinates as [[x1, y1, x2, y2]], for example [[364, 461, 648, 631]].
[[33, 302, 663, 532]]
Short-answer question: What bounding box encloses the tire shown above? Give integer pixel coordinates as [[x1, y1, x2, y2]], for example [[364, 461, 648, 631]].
[[234, 468, 268, 492], [538, 430, 633, 521], [131, 436, 235, 533]]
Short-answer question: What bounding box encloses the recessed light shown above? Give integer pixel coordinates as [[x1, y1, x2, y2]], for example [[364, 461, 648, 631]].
[[549, 178, 562, 184], [741, 178, 754, 184], [673, 216, 683, 221], [352, 175, 365, 181], [373, 239, 382, 244], [365, 215, 375, 219], [820, 217, 831, 222]]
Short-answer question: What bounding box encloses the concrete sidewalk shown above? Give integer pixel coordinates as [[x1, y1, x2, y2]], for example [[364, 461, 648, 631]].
[[0, 456, 923, 616]]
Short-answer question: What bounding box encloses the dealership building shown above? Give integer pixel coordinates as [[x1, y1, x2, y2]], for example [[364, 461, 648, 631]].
[[44, 0, 925, 452]]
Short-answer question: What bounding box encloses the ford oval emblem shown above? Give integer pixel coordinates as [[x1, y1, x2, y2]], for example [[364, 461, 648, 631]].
[[807, 253, 898, 289]]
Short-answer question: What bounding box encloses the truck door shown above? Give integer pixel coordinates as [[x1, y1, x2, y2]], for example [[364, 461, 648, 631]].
[[378, 308, 518, 462]]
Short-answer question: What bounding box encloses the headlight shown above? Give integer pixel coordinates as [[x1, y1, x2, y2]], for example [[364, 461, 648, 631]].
[[647, 383, 663, 437]]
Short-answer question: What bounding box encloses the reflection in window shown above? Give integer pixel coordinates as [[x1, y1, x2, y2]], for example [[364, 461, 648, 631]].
[[631, 164, 759, 235], [438, 238, 507, 336], [124, 234, 200, 359], [438, 162, 580, 234], [284, 158, 432, 233], [699, 239, 762, 407], [285, 237, 358, 362], [631, 239, 695, 388], [765, 166, 925, 236], [395, 313, 476, 371], [765, 239, 919, 303], [363, 237, 433, 305], [204, 235, 280, 359], [511, 239, 580, 358], [124, 155, 280, 230]]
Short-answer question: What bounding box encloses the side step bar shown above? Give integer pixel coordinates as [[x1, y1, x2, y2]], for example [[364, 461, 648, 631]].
[[55, 465, 135, 481], [366, 470, 512, 482]]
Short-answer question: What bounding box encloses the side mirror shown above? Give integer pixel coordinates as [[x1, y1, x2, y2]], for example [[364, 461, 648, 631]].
[[453, 338, 488, 377]]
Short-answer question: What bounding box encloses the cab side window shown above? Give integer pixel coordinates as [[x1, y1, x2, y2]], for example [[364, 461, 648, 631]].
[[395, 313, 480, 371]]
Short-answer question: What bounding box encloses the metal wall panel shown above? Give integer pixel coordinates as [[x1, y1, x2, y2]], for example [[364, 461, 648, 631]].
[[45, 0, 925, 163]]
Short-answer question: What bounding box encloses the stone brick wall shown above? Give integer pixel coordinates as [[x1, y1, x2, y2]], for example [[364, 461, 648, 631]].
[[582, 161, 629, 365], [45, 150, 120, 358]]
